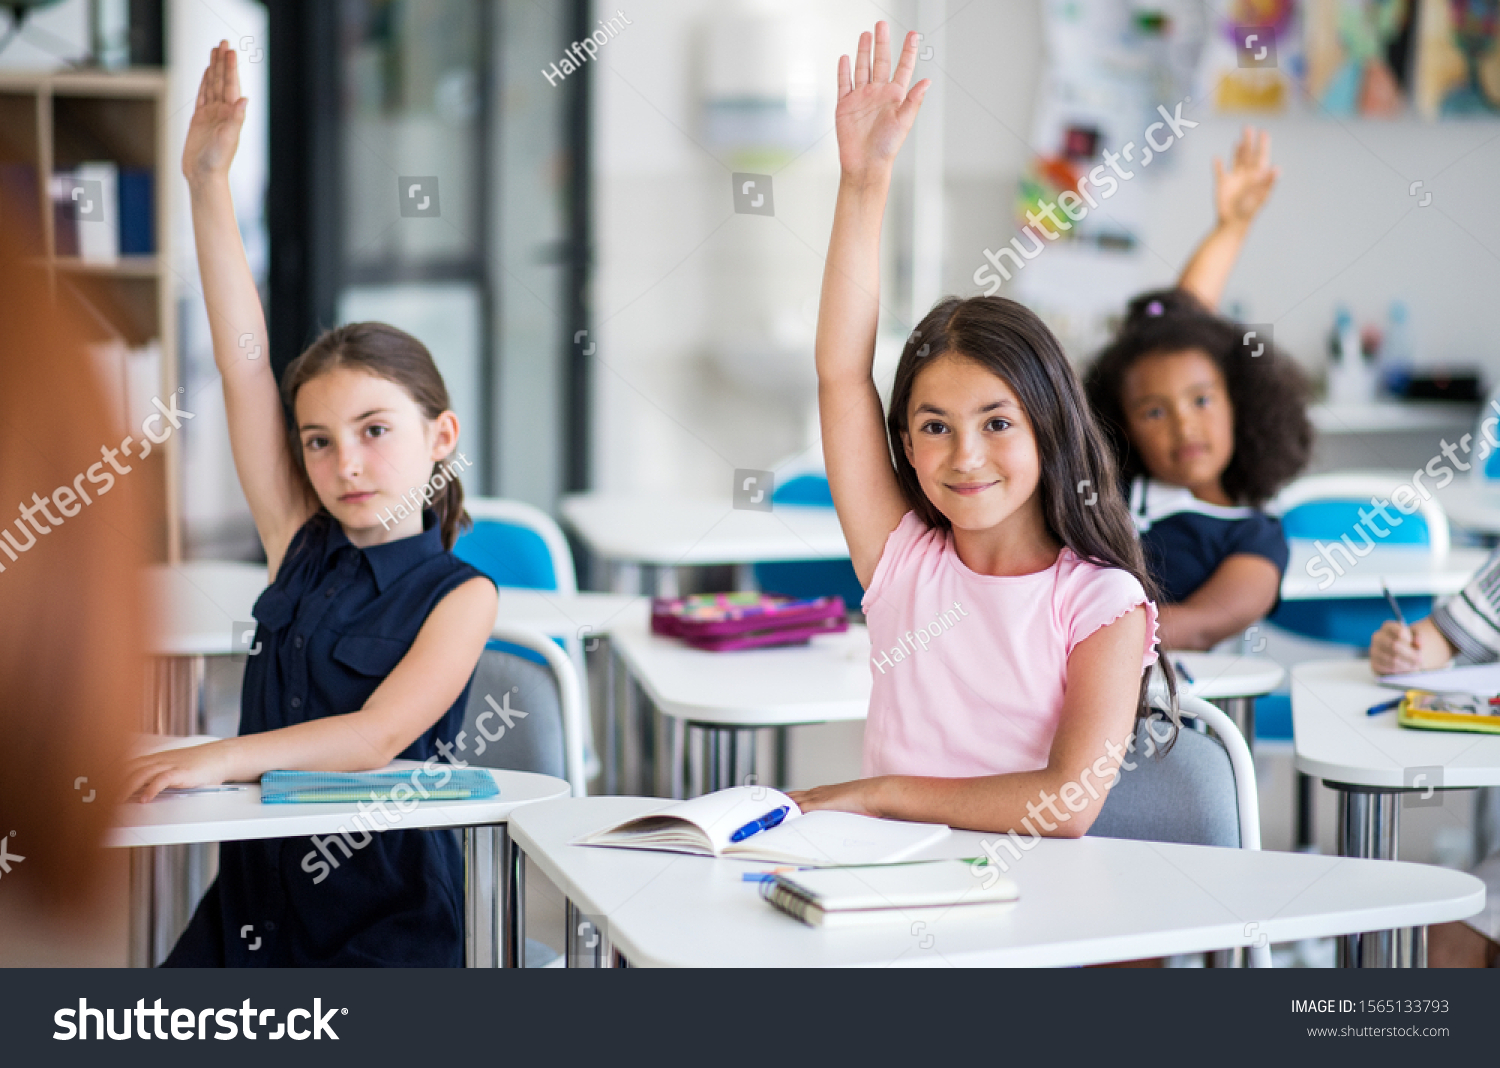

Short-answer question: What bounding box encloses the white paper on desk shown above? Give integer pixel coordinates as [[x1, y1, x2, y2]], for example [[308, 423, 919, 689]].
[[1377, 663, 1500, 696]]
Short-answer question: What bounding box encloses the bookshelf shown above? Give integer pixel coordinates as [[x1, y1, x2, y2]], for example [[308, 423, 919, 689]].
[[0, 68, 179, 562]]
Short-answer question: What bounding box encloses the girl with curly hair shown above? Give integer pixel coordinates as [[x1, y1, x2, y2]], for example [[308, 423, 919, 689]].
[[1085, 130, 1313, 651]]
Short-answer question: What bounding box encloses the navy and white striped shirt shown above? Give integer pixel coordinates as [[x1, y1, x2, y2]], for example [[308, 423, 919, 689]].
[[1432, 547, 1500, 662]]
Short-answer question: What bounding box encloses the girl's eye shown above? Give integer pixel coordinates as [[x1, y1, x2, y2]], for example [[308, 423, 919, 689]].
[[920, 420, 948, 435], [303, 435, 328, 451], [1194, 393, 1212, 408], [365, 423, 390, 439], [985, 417, 1011, 432]]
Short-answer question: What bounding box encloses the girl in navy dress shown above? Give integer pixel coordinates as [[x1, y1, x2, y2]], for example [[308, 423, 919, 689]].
[[1084, 130, 1313, 650], [125, 42, 499, 967]]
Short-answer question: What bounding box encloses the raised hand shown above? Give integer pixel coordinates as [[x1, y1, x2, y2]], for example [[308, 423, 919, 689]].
[[182, 40, 248, 186], [835, 22, 930, 184], [1213, 126, 1279, 228]]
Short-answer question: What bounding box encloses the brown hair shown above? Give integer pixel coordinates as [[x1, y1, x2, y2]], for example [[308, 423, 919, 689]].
[[888, 295, 1177, 734], [0, 197, 147, 920], [280, 322, 472, 550], [1085, 287, 1313, 507]]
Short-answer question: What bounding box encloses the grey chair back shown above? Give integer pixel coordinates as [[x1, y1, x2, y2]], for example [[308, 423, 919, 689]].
[[451, 645, 567, 780], [1087, 716, 1242, 848]]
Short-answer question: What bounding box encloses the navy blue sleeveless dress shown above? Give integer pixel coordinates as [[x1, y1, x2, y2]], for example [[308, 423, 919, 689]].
[[164, 508, 491, 967]]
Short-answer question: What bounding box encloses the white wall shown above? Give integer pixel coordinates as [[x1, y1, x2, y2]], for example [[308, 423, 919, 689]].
[[589, 0, 1500, 500]]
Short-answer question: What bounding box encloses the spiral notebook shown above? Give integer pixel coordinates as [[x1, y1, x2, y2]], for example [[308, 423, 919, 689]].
[[259, 768, 498, 803], [761, 859, 1019, 928]]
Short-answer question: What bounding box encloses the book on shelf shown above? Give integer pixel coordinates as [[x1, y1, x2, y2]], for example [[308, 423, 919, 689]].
[[49, 161, 155, 263]]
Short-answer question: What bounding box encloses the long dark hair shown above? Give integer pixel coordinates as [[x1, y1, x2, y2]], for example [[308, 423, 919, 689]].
[[888, 295, 1177, 734], [1085, 287, 1313, 507], [281, 321, 471, 550]]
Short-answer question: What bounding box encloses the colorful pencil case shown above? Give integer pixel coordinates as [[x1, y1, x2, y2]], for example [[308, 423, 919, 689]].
[[1397, 691, 1500, 735], [260, 768, 499, 803], [651, 593, 848, 651]]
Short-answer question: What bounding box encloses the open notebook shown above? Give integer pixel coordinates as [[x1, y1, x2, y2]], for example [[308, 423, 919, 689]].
[[577, 786, 950, 866]]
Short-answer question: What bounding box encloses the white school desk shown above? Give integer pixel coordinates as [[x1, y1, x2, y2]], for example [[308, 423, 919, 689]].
[[145, 562, 269, 736], [1166, 652, 1285, 753], [1437, 481, 1500, 537], [508, 796, 1484, 968], [1292, 659, 1500, 966], [1280, 544, 1489, 600], [607, 616, 871, 798], [148, 562, 649, 649], [559, 493, 849, 595], [109, 740, 569, 968]]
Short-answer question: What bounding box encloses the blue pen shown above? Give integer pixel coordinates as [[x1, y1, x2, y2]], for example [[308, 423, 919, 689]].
[[1367, 697, 1402, 716], [730, 805, 790, 843], [1174, 659, 1195, 685]]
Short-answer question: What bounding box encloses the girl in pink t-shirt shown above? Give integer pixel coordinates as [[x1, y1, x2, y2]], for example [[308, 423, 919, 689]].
[[787, 22, 1176, 838]]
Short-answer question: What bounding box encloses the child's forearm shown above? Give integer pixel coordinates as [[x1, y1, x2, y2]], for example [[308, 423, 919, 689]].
[[214, 709, 416, 782], [1156, 602, 1230, 651], [815, 175, 891, 387], [187, 176, 269, 376], [869, 767, 1112, 839], [1176, 219, 1250, 311]]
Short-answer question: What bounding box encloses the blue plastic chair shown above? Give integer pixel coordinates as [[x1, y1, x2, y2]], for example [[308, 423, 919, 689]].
[[753, 474, 866, 613], [1256, 473, 1451, 740], [453, 497, 578, 668]]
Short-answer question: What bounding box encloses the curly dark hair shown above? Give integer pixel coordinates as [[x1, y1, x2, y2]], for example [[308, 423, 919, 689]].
[[1084, 288, 1313, 508]]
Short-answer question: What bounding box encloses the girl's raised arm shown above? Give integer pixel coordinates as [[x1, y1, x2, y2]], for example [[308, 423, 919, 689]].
[[1177, 127, 1278, 310], [816, 23, 930, 588], [184, 42, 315, 576]]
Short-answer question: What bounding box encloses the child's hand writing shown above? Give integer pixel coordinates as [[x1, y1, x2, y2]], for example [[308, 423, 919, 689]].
[[182, 40, 248, 187], [834, 22, 930, 185], [124, 741, 236, 803], [1213, 126, 1278, 229], [1370, 620, 1419, 675]]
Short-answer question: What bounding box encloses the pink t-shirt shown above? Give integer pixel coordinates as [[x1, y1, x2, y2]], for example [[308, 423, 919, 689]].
[[861, 511, 1160, 778]]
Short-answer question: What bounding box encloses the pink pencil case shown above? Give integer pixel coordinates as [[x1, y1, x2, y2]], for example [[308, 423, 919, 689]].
[[651, 593, 848, 651]]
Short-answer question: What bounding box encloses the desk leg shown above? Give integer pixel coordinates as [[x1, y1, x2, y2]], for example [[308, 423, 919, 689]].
[[1396, 925, 1428, 968], [464, 828, 479, 968], [146, 655, 207, 735], [1334, 785, 1400, 967], [501, 827, 525, 968], [565, 898, 614, 967], [1296, 772, 1316, 852], [668, 715, 687, 799], [128, 849, 152, 968], [603, 639, 619, 796], [1211, 696, 1255, 756]]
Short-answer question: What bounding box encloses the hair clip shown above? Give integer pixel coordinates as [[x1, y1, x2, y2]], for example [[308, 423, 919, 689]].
[[1145, 300, 1164, 317]]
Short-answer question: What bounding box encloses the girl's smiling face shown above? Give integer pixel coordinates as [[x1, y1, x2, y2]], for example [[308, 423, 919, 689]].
[[1119, 347, 1234, 503], [294, 366, 459, 544], [901, 353, 1046, 536]]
